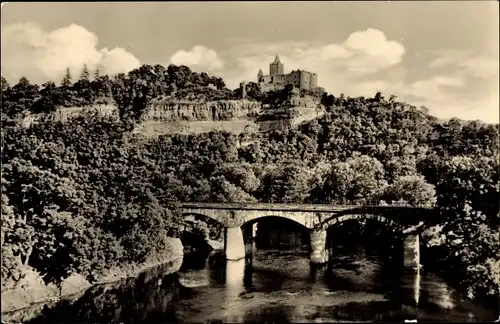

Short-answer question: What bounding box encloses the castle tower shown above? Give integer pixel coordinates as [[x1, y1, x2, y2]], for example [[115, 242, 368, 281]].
[[257, 69, 264, 82], [240, 81, 247, 99], [270, 54, 284, 77]]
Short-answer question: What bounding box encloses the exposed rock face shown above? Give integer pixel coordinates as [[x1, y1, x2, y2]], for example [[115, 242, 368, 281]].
[[20, 105, 118, 128], [56, 104, 118, 122], [141, 99, 262, 122]]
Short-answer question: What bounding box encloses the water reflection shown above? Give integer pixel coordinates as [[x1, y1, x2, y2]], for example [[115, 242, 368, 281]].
[[413, 269, 421, 306], [222, 260, 247, 324], [426, 279, 456, 310], [225, 259, 245, 291], [3, 246, 498, 323]]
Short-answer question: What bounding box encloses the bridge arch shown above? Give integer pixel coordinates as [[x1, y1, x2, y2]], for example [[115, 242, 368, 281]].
[[242, 215, 311, 251], [181, 208, 315, 229], [320, 214, 405, 233], [240, 214, 310, 229]]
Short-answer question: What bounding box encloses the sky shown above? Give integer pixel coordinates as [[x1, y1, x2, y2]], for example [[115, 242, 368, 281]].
[[1, 2, 498, 123]]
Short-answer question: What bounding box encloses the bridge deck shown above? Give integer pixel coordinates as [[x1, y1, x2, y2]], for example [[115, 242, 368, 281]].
[[180, 202, 433, 212]]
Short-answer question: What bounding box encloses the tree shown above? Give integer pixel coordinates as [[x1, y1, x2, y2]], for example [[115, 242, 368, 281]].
[[321, 93, 335, 107], [434, 156, 499, 221], [29, 208, 86, 286], [2, 159, 84, 271], [3, 77, 40, 117], [33, 81, 62, 114], [91, 75, 113, 104], [1, 76, 10, 93], [420, 155, 500, 298], [237, 82, 265, 101], [61, 68, 72, 87], [381, 175, 436, 207], [1, 77, 13, 122], [384, 156, 419, 183], [111, 71, 153, 121], [73, 79, 94, 106], [60, 68, 75, 107], [80, 64, 90, 82], [1, 182, 24, 290], [258, 163, 313, 203], [319, 155, 387, 204], [213, 162, 260, 194], [209, 175, 256, 202]]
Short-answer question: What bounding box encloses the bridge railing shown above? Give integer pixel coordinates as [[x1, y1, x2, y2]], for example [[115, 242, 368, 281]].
[[180, 198, 434, 209]]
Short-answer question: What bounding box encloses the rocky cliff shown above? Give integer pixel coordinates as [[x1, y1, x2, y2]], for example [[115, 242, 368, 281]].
[[21, 104, 118, 128], [56, 104, 118, 121], [141, 99, 262, 122]]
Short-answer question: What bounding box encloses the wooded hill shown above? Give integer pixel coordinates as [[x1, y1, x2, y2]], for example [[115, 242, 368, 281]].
[[1, 64, 499, 302]]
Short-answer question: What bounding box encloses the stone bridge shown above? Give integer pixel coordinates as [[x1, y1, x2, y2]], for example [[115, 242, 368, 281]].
[[181, 202, 439, 269]]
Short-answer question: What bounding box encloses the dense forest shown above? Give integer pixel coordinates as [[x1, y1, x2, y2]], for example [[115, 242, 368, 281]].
[[1, 64, 499, 302]]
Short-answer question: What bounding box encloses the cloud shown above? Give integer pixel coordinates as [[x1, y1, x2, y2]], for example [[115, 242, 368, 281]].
[[406, 76, 466, 101], [2, 22, 496, 124], [341, 28, 406, 73], [349, 73, 498, 123], [429, 49, 499, 78], [204, 29, 496, 123], [97, 48, 142, 76], [407, 93, 499, 123], [404, 50, 498, 122], [170, 45, 224, 71], [1, 23, 141, 84], [170, 28, 406, 89]]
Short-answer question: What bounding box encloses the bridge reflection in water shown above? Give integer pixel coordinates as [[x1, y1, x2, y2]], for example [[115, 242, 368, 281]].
[[173, 246, 492, 323]]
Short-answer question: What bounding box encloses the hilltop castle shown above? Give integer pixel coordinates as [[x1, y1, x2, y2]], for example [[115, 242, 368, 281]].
[[241, 54, 320, 96]]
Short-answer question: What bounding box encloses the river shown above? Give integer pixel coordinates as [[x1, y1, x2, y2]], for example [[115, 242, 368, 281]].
[[8, 243, 498, 323]]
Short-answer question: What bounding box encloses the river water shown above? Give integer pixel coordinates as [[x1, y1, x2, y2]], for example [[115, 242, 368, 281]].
[[11, 243, 498, 323]]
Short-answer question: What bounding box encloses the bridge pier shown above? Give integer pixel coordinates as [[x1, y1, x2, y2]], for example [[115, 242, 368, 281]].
[[310, 229, 328, 264], [403, 234, 421, 270], [224, 227, 246, 261]]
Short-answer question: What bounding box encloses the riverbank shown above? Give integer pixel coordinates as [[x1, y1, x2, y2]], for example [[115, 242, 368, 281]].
[[1, 237, 184, 314]]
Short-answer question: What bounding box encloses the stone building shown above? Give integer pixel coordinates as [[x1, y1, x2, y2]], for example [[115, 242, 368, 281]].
[[253, 54, 319, 92]]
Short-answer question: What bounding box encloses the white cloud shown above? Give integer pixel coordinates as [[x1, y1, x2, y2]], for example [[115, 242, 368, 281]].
[[409, 94, 499, 123], [428, 50, 472, 68], [97, 48, 141, 76], [170, 45, 224, 71], [429, 50, 499, 79], [404, 76, 466, 101], [346, 74, 498, 123], [210, 29, 496, 124], [2, 22, 496, 124], [171, 28, 406, 89], [342, 28, 406, 71], [460, 56, 499, 78], [1, 23, 141, 84]]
